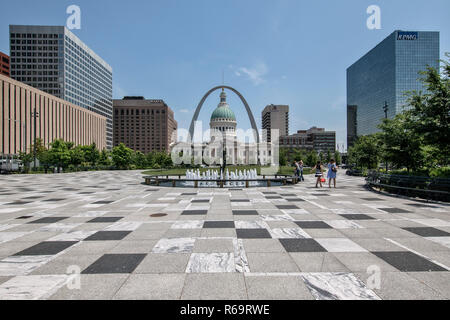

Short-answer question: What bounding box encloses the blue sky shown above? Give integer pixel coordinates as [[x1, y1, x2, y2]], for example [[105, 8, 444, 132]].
[[1, 0, 449, 150]]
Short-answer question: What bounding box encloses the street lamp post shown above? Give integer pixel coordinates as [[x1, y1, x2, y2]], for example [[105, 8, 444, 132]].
[[7, 119, 26, 154], [383, 101, 389, 172], [31, 108, 39, 169]]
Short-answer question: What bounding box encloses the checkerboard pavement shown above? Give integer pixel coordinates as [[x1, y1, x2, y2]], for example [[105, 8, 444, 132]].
[[0, 171, 449, 300]]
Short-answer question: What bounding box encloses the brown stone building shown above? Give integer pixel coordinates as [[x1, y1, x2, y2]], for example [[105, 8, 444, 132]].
[[0, 52, 10, 77], [0, 74, 107, 155], [280, 127, 336, 153], [113, 97, 177, 153]]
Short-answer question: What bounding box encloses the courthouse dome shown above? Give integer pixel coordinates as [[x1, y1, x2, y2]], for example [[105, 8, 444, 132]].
[[210, 89, 236, 121]]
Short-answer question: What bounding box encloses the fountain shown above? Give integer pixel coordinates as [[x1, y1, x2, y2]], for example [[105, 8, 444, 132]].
[[182, 168, 260, 187]]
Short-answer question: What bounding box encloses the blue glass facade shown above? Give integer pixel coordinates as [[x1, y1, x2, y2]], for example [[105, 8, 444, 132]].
[[347, 30, 439, 138]]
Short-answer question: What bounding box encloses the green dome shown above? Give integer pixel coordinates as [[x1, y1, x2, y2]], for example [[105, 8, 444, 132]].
[[211, 106, 236, 121]]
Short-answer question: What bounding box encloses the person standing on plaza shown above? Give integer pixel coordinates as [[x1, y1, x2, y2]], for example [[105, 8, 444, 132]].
[[312, 161, 324, 188], [294, 161, 300, 179], [327, 159, 337, 188], [299, 160, 305, 182]]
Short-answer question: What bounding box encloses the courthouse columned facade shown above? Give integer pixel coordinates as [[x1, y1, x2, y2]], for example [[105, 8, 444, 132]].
[[0, 74, 107, 155]]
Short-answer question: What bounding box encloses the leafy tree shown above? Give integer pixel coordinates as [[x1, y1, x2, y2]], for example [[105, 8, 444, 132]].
[[403, 54, 450, 165], [378, 113, 424, 172], [279, 149, 287, 166], [69, 145, 85, 169], [83, 143, 100, 167], [306, 150, 318, 167], [347, 134, 381, 169], [38, 150, 52, 173], [132, 151, 147, 169], [326, 149, 332, 163], [111, 143, 133, 169], [334, 150, 341, 165], [99, 149, 112, 166], [18, 151, 33, 172], [48, 140, 70, 172]]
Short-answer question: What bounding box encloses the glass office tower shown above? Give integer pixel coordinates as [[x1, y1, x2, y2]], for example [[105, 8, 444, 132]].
[[347, 30, 439, 138], [9, 25, 113, 149]]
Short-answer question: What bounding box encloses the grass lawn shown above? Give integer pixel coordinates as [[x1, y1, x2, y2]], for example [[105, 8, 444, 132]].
[[142, 165, 313, 176]]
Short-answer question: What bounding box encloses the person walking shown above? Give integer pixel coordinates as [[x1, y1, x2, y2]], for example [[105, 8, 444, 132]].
[[294, 161, 300, 179], [327, 159, 337, 188], [312, 161, 324, 188], [299, 160, 305, 182]]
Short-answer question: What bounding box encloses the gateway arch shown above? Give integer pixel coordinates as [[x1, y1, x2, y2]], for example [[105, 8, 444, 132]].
[[188, 85, 260, 144]]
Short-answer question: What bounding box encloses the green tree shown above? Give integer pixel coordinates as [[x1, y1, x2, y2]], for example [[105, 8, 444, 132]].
[[69, 145, 85, 169], [306, 150, 318, 167], [48, 140, 70, 173], [83, 143, 100, 167], [132, 151, 147, 169], [378, 113, 423, 172], [98, 149, 112, 166], [404, 54, 450, 165], [326, 149, 332, 163], [18, 151, 33, 172], [111, 143, 133, 169], [347, 134, 381, 169], [279, 149, 287, 166], [334, 150, 341, 165]]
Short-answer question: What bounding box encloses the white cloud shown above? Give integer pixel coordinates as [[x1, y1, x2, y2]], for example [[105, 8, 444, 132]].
[[232, 62, 268, 86]]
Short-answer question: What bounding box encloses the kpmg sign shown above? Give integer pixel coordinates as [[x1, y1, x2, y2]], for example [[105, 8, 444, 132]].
[[397, 31, 418, 40]]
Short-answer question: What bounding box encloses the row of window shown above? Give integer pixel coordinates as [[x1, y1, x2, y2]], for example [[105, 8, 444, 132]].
[[10, 33, 62, 39], [114, 109, 166, 115], [11, 52, 60, 57], [12, 64, 59, 70], [11, 39, 62, 45], [11, 46, 60, 51]]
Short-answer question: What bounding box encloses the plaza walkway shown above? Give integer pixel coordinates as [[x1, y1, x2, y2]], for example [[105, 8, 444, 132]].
[[0, 170, 449, 300]]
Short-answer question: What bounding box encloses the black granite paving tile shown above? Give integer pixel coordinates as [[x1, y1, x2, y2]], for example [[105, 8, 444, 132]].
[[92, 200, 115, 204], [14, 241, 78, 256], [232, 210, 259, 215], [28, 217, 69, 224], [294, 221, 332, 229], [402, 227, 450, 237], [84, 231, 132, 241], [181, 210, 208, 215], [360, 198, 385, 201], [203, 221, 235, 228], [230, 199, 250, 202], [191, 199, 211, 203], [372, 251, 447, 272], [379, 208, 411, 213], [340, 214, 376, 220], [275, 205, 299, 209], [236, 229, 272, 239], [82, 254, 146, 274], [279, 239, 327, 252]]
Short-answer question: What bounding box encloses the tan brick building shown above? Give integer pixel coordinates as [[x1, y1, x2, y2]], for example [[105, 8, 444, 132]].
[[113, 97, 177, 153], [0, 74, 107, 155], [0, 52, 10, 77]]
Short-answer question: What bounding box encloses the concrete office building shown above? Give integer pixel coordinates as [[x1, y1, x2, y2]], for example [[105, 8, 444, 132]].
[[113, 97, 177, 154], [0, 74, 107, 155], [347, 30, 439, 138], [280, 127, 336, 153], [262, 104, 289, 142], [0, 52, 10, 77], [9, 25, 113, 148]]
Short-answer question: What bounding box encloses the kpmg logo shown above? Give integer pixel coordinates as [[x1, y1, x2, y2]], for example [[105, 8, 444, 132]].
[[397, 31, 418, 40]]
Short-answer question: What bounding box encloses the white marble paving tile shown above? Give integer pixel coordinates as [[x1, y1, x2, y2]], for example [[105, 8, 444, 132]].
[[147, 203, 169, 208], [250, 199, 271, 203], [104, 221, 143, 231], [186, 253, 235, 273], [269, 228, 311, 239], [426, 237, 450, 249], [233, 239, 250, 273], [0, 255, 54, 276], [334, 201, 354, 205], [0, 208, 24, 214], [429, 207, 449, 213], [234, 220, 268, 229], [0, 232, 29, 244], [315, 238, 367, 252], [260, 214, 295, 221], [300, 272, 380, 300], [39, 223, 81, 232], [74, 211, 108, 218], [82, 204, 104, 208], [157, 197, 176, 201], [231, 202, 252, 207], [152, 238, 196, 253], [171, 221, 204, 229], [325, 220, 364, 229], [281, 209, 309, 215], [166, 192, 182, 196], [48, 230, 96, 242], [0, 275, 69, 300]]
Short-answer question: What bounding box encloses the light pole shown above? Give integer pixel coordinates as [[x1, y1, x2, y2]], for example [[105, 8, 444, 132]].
[[383, 101, 388, 172], [31, 108, 39, 169]]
